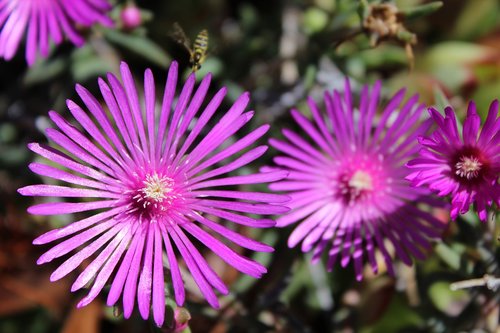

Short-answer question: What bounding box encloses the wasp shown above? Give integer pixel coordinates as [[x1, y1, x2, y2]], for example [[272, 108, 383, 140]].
[[171, 22, 209, 72]]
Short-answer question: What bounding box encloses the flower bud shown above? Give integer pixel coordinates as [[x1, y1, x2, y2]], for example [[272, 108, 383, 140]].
[[121, 5, 142, 29]]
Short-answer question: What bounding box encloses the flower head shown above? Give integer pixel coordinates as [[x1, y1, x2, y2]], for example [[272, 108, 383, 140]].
[[267, 79, 446, 280], [18, 61, 288, 326], [407, 101, 499, 221], [0, 0, 113, 65]]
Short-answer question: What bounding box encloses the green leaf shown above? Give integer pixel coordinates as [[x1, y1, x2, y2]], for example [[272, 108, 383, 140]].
[[24, 58, 67, 86], [103, 28, 171, 68], [222, 80, 245, 103], [232, 231, 277, 293], [71, 45, 113, 82], [303, 64, 317, 91], [191, 57, 223, 80], [422, 42, 491, 92], [304, 7, 330, 35], [400, 2, 443, 20], [357, 45, 409, 68], [453, 0, 500, 40], [432, 85, 451, 110], [435, 242, 461, 270], [428, 281, 469, 315], [472, 79, 500, 117]]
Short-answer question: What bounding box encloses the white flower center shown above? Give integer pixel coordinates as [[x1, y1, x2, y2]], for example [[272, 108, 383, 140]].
[[348, 170, 374, 191], [338, 169, 376, 206], [133, 174, 175, 211], [455, 156, 482, 179]]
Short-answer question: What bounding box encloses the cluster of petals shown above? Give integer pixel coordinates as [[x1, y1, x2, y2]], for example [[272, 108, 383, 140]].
[[407, 101, 499, 221], [266, 79, 446, 279], [0, 0, 113, 65], [18, 61, 289, 326]]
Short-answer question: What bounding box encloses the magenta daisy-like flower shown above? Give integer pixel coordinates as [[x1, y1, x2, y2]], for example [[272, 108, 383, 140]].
[[18, 61, 289, 326], [407, 101, 499, 221], [0, 0, 113, 65], [266, 79, 446, 280]]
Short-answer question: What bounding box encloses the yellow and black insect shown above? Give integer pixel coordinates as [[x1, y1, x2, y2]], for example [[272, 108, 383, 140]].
[[171, 22, 209, 72]]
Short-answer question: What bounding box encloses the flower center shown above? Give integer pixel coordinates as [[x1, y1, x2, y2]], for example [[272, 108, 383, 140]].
[[450, 146, 491, 185], [455, 156, 482, 179], [141, 174, 173, 202], [348, 170, 374, 191], [132, 173, 176, 216], [338, 170, 375, 205]]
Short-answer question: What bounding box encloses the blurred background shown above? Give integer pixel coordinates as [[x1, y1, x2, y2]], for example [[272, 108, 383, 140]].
[[0, 0, 499, 332]]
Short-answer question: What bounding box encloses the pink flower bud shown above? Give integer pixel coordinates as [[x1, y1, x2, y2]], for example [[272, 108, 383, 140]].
[[121, 5, 142, 29], [173, 307, 191, 333]]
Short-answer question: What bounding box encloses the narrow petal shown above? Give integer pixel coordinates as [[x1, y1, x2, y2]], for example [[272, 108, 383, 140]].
[[28, 200, 117, 215], [137, 224, 155, 320], [152, 223, 166, 326]]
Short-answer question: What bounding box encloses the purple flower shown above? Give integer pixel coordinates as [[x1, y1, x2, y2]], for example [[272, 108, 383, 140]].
[[266, 79, 446, 280], [0, 0, 113, 66], [407, 101, 499, 221], [18, 61, 289, 326]]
